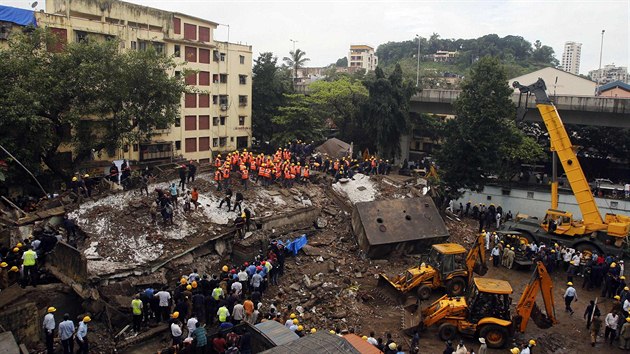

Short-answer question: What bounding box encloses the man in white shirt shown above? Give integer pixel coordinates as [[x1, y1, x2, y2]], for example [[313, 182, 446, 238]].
[[491, 246, 500, 267], [231, 281, 243, 298], [171, 320, 183, 350], [564, 282, 577, 314], [42, 307, 56, 354], [367, 331, 378, 346], [186, 316, 198, 339], [605, 311, 619, 345], [155, 288, 171, 322], [232, 302, 245, 324]]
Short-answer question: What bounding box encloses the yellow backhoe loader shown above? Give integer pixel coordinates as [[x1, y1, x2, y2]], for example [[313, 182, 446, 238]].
[[377, 233, 487, 302], [406, 261, 557, 348]]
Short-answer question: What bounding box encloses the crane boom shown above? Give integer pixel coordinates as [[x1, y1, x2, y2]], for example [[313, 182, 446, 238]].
[[513, 79, 604, 228]]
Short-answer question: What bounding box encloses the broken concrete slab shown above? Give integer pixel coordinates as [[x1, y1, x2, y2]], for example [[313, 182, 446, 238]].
[[301, 245, 323, 256]]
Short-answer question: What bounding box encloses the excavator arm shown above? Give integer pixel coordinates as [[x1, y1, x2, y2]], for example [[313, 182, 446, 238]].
[[465, 233, 488, 284], [514, 261, 557, 333]]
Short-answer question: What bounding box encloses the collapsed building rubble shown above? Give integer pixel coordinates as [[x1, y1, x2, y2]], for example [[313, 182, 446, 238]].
[[1, 169, 582, 353]]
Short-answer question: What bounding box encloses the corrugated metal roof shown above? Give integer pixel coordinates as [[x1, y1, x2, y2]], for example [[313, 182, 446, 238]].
[[260, 332, 361, 354], [354, 197, 449, 246], [255, 321, 299, 346]]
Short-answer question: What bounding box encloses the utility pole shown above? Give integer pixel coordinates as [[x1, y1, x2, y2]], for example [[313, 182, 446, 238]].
[[598, 29, 605, 89], [289, 39, 298, 83], [415, 34, 421, 87]]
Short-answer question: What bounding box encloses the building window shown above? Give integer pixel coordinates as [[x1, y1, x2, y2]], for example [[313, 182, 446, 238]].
[[185, 73, 197, 85], [219, 137, 227, 147], [230, 137, 234, 142], [239, 55, 245, 64], [185, 93, 197, 108], [175, 140, 181, 150], [185, 115, 197, 130], [220, 74, 228, 83], [199, 94, 210, 108], [175, 118, 181, 127], [220, 53, 226, 61], [213, 50, 220, 62], [212, 95, 218, 104], [199, 49, 210, 64], [47, 28, 68, 53], [199, 137, 210, 151], [213, 117, 219, 126], [238, 116, 246, 126], [174, 45, 180, 57], [138, 41, 147, 51], [199, 115, 210, 129], [239, 75, 247, 85], [238, 95, 248, 106], [185, 47, 197, 62], [75, 30, 88, 43], [184, 23, 197, 40], [175, 71, 181, 78], [220, 116, 226, 125], [212, 138, 218, 147], [185, 138, 197, 153], [219, 95, 228, 105], [173, 17, 181, 35], [153, 42, 164, 54], [213, 74, 219, 83], [199, 71, 210, 86], [199, 26, 210, 42], [133, 144, 139, 152]]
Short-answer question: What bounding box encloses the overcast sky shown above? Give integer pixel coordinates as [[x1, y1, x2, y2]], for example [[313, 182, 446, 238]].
[[7, 0, 629, 75]]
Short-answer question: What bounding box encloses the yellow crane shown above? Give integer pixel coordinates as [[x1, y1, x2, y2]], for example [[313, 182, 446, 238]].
[[507, 79, 630, 255]]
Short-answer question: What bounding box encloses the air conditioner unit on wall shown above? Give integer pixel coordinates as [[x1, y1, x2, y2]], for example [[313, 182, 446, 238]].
[[220, 104, 227, 111]]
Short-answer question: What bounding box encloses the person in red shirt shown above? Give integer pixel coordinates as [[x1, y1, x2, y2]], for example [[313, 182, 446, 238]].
[[212, 332, 227, 354]]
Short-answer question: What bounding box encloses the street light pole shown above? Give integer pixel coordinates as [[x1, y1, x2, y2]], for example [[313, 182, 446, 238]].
[[415, 34, 421, 87], [598, 30, 605, 88], [289, 39, 298, 82]]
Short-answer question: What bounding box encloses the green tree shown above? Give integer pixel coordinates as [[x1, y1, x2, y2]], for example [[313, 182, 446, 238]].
[[335, 57, 348, 67], [283, 48, 310, 80], [0, 29, 185, 180], [436, 56, 544, 192], [251, 52, 292, 143], [271, 94, 324, 146], [362, 64, 418, 159], [308, 77, 368, 140]]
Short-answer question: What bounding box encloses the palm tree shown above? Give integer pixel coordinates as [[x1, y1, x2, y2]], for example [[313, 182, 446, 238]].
[[283, 49, 310, 82]]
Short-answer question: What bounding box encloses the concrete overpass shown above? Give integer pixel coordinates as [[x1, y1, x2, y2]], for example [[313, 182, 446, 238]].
[[410, 90, 630, 128]]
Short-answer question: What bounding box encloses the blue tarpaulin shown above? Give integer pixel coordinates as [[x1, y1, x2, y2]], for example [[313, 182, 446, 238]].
[[0, 5, 37, 27], [284, 234, 308, 256]]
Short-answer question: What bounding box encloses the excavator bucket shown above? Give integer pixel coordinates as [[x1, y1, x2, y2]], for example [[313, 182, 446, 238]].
[[402, 301, 423, 336], [473, 262, 488, 276], [531, 302, 554, 329], [375, 275, 407, 305]]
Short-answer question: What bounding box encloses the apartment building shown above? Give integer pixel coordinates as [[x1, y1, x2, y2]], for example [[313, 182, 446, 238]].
[[589, 64, 629, 85], [561, 41, 581, 75], [2, 0, 252, 164], [433, 50, 457, 63], [347, 45, 378, 72]]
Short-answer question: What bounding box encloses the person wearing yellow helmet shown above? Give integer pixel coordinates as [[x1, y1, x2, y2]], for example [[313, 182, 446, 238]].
[[310, 328, 317, 334], [43, 306, 56, 353], [76, 316, 91, 353], [564, 281, 577, 314], [621, 317, 630, 349]]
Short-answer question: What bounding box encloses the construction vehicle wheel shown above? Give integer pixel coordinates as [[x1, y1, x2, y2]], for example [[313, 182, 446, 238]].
[[416, 285, 431, 300], [446, 277, 466, 297], [480, 324, 508, 348], [438, 323, 457, 341]]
